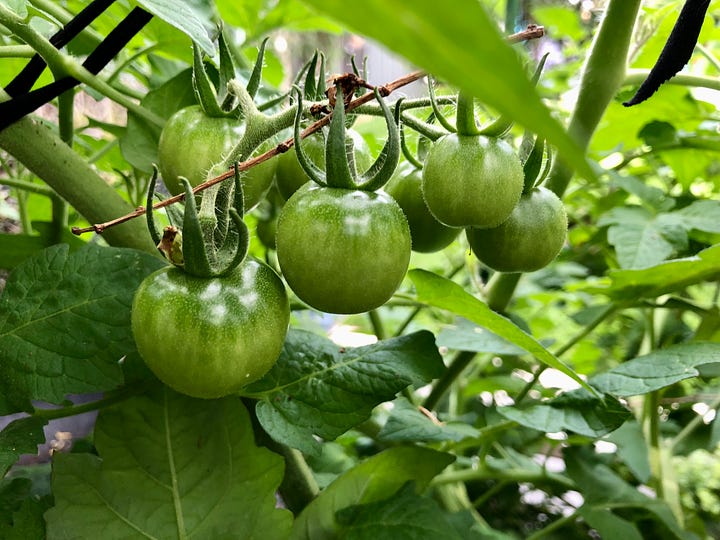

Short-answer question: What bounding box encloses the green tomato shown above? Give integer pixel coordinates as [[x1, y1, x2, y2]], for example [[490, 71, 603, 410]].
[[422, 133, 524, 228], [131, 259, 289, 398], [466, 187, 568, 273], [385, 165, 460, 253], [158, 105, 276, 210], [275, 130, 373, 201], [276, 185, 411, 314]]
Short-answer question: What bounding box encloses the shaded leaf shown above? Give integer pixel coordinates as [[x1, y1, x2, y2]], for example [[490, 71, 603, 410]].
[[409, 269, 593, 393], [436, 319, 526, 355], [0, 417, 46, 477], [249, 329, 445, 456], [606, 420, 651, 483], [300, 0, 593, 179], [586, 243, 720, 299], [497, 391, 630, 438], [378, 398, 479, 443], [291, 447, 454, 540], [0, 244, 165, 411], [119, 69, 196, 173], [0, 494, 49, 540], [565, 448, 690, 539], [590, 342, 720, 397], [136, 0, 214, 55], [0, 222, 85, 271], [335, 482, 464, 540], [579, 507, 643, 540], [45, 387, 291, 540]]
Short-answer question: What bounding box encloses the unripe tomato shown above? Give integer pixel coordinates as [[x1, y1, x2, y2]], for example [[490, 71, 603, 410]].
[[422, 134, 524, 228], [466, 187, 567, 273], [275, 130, 373, 201], [275, 185, 411, 314], [385, 165, 460, 253], [158, 105, 276, 210], [131, 259, 289, 398]]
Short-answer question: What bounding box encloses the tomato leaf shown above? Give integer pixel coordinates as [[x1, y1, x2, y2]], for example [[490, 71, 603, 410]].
[[589, 342, 720, 397], [135, 0, 214, 55], [45, 387, 292, 539], [0, 244, 166, 412], [565, 447, 688, 539], [290, 446, 454, 540], [409, 269, 595, 395], [248, 329, 445, 456], [377, 398, 479, 443], [587, 243, 720, 299], [497, 391, 630, 438], [334, 482, 465, 540], [0, 417, 46, 477], [299, 0, 593, 180]]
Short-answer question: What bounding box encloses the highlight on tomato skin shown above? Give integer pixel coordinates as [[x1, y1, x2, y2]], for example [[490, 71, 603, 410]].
[[131, 259, 290, 399], [275, 184, 411, 315], [422, 133, 524, 229], [466, 186, 568, 273]]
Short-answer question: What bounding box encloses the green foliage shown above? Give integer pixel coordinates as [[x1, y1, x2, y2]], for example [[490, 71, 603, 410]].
[[45, 387, 292, 539]]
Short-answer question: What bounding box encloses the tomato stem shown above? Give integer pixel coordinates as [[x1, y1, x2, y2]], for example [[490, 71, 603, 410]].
[[455, 90, 480, 137]]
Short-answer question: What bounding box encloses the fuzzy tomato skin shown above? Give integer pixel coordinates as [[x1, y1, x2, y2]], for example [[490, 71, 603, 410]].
[[385, 166, 460, 253], [158, 105, 276, 209], [422, 134, 524, 228], [131, 259, 289, 398], [466, 187, 568, 273], [275, 130, 373, 201], [275, 185, 411, 314]]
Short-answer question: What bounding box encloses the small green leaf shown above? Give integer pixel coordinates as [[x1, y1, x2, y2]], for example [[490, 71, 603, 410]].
[[606, 420, 651, 483], [436, 319, 526, 355], [674, 200, 720, 234], [587, 243, 720, 299], [249, 329, 445, 456], [497, 391, 630, 438], [135, 0, 214, 55], [578, 507, 643, 540], [0, 245, 165, 411], [335, 482, 464, 540], [45, 387, 291, 539], [0, 417, 46, 477], [409, 269, 594, 394], [378, 398, 479, 443], [290, 446, 454, 540], [589, 342, 720, 397]]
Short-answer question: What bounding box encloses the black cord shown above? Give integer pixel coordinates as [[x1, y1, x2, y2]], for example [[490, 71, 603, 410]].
[[624, 0, 710, 107]]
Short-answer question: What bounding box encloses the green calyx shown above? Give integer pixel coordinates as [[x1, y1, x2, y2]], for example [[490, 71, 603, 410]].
[[192, 34, 269, 118], [292, 84, 400, 191], [145, 165, 249, 278]]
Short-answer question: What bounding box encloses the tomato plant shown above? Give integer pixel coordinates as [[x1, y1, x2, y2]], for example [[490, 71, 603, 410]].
[[276, 185, 410, 314], [467, 186, 568, 273], [131, 259, 289, 398], [158, 105, 276, 209], [2, 1, 720, 539]]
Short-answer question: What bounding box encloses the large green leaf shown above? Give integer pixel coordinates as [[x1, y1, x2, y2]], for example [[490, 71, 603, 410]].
[[497, 391, 630, 437], [291, 446, 454, 540], [248, 329, 445, 456], [45, 388, 291, 540], [0, 245, 165, 411], [587, 243, 720, 299], [589, 342, 720, 397], [377, 397, 479, 443], [0, 222, 85, 271], [299, 0, 592, 179], [409, 269, 593, 393]]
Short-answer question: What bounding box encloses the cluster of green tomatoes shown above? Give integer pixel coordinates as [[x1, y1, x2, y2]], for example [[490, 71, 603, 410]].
[[130, 55, 567, 400]]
